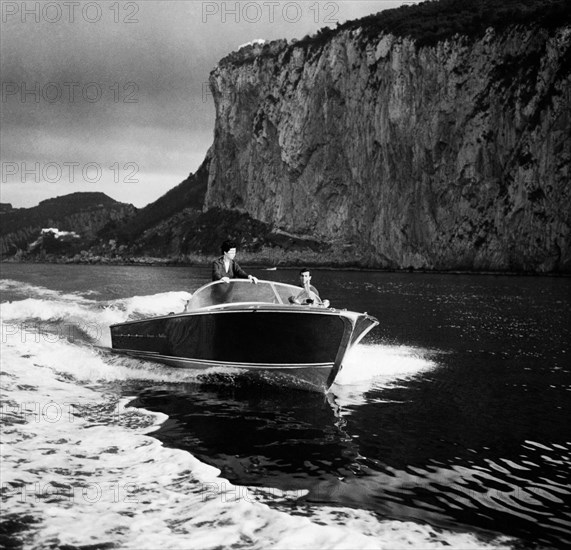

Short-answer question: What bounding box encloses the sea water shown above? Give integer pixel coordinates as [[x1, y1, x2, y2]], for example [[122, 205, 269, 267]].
[[1, 263, 569, 549]]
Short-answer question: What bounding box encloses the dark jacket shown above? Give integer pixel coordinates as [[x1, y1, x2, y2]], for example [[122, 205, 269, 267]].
[[212, 256, 249, 281]]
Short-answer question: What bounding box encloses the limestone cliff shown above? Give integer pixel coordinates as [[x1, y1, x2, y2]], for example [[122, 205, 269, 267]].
[[205, 18, 571, 271]]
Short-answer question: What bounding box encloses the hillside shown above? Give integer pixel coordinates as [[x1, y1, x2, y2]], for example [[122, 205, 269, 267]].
[[0, 192, 136, 257], [114, 153, 211, 243]]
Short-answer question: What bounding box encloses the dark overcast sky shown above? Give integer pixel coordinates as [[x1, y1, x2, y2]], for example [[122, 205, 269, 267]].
[[1, 1, 412, 208]]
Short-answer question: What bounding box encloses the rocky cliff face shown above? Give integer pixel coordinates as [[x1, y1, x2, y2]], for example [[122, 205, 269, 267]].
[[206, 24, 571, 271]]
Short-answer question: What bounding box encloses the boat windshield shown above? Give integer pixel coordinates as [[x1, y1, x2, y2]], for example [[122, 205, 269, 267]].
[[187, 279, 302, 309]]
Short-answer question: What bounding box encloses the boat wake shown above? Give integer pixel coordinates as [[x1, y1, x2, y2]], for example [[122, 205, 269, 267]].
[[0, 281, 513, 549], [332, 343, 439, 408], [1, 279, 441, 393], [338, 343, 438, 383]]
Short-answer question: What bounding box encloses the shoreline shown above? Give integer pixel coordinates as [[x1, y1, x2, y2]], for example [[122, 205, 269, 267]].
[[1, 256, 569, 278]]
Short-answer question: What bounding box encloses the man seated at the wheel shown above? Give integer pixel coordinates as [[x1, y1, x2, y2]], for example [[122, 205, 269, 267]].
[[212, 240, 258, 284], [289, 268, 330, 308]]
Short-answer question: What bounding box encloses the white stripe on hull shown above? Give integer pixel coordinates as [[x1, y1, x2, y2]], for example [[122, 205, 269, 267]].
[[112, 349, 334, 370]]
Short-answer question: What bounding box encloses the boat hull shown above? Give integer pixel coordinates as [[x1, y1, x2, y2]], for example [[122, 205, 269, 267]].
[[110, 308, 376, 390], [109, 348, 338, 391]]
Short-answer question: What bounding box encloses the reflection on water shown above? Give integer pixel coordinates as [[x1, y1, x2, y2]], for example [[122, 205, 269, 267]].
[[344, 355, 571, 547], [131, 382, 361, 492], [2, 264, 570, 548], [132, 330, 571, 547]]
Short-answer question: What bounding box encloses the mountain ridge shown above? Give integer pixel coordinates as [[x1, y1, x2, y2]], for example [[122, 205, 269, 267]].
[[0, 192, 136, 257]]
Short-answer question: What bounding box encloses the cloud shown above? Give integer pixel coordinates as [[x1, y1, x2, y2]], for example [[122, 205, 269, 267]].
[[1, 1, 407, 208]]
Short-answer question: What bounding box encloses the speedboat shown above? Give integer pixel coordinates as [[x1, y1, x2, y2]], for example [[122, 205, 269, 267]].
[[110, 279, 378, 391]]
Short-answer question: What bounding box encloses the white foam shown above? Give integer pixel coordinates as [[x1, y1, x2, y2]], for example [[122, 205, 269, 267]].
[[331, 344, 437, 409], [0, 287, 192, 350], [116, 291, 191, 318], [0, 281, 514, 549], [337, 343, 437, 383], [0, 278, 92, 302], [1, 340, 512, 550]]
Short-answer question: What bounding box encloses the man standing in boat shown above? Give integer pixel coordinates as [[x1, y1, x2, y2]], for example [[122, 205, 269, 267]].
[[289, 268, 330, 308], [212, 240, 259, 283]]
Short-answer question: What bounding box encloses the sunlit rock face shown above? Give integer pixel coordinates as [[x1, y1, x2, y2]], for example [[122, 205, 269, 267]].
[[205, 27, 570, 272]]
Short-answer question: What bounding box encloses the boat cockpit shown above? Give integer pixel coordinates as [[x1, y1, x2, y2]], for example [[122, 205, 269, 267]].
[[186, 279, 303, 310]]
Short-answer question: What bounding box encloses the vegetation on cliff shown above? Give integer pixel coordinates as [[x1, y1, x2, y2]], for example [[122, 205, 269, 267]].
[[2, 191, 338, 267], [0, 192, 137, 257], [296, 0, 571, 50], [219, 0, 570, 72], [112, 154, 210, 243], [0, 192, 126, 236]]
